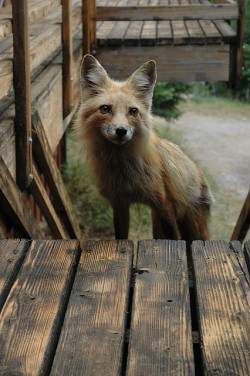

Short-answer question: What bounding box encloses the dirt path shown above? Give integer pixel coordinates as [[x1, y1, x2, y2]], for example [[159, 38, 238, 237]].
[[157, 100, 250, 200]]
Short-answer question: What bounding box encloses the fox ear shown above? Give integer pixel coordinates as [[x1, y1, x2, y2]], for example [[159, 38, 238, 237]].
[[127, 60, 157, 106], [80, 54, 109, 95]]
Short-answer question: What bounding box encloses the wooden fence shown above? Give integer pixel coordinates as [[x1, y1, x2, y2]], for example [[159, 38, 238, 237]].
[[0, 0, 91, 241]]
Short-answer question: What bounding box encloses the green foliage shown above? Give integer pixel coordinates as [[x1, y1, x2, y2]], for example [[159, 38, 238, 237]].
[[152, 82, 191, 120]]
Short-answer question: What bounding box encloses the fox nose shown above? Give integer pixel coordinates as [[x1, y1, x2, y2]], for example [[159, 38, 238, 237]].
[[116, 127, 127, 137]]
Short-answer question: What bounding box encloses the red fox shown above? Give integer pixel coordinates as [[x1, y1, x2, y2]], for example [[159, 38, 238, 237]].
[[75, 55, 214, 241]]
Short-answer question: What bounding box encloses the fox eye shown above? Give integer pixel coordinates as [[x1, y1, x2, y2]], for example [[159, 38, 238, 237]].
[[129, 107, 139, 117], [100, 105, 111, 114]]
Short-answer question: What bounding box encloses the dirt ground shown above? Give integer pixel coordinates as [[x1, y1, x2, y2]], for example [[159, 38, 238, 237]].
[[156, 100, 250, 200]]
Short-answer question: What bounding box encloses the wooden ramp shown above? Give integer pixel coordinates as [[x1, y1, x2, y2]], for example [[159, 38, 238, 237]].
[[94, 0, 244, 82], [0, 239, 249, 375]]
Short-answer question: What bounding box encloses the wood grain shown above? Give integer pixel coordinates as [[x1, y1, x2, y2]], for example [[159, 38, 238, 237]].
[[29, 163, 68, 239], [192, 240, 250, 376], [96, 44, 230, 82], [95, 5, 239, 21], [0, 239, 28, 312], [32, 112, 82, 242], [0, 154, 43, 239], [126, 240, 195, 376], [12, 0, 32, 191], [231, 189, 250, 243], [50, 240, 133, 376], [244, 241, 250, 274], [62, 0, 73, 118], [0, 240, 80, 376]]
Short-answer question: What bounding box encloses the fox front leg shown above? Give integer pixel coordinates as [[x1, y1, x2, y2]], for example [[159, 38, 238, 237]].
[[153, 200, 181, 240], [112, 201, 130, 239]]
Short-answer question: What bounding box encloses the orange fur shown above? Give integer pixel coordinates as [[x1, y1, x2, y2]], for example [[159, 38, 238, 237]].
[[75, 55, 214, 240]]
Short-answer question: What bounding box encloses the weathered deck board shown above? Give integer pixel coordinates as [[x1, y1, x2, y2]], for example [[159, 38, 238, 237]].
[[124, 20, 143, 45], [96, 19, 236, 46], [244, 241, 250, 273], [192, 240, 250, 376], [0, 239, 28, 312], [157, 20, 172, 45], [96, 44, 230, 82], [50, 240, 133, 376], [126, 240, 195, 376], [0, 240, 80, 376], [96, 4, 239, 21]]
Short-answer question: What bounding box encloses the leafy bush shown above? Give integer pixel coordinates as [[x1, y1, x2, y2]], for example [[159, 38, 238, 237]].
[[152, 82, 191, 120]]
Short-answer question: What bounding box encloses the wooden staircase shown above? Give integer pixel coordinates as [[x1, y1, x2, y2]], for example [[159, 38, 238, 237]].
[[90, 0, 246, 83]]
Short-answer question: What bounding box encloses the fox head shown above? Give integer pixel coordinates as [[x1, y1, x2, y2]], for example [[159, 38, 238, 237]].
[[78, 55, 157, 146]]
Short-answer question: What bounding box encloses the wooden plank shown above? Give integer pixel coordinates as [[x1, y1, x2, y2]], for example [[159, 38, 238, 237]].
[[82, 0, 90, 54], [29, 0, 61, 25], [141, 20, 157, 45], [107, 20, 130, 45], [172, 20, 189, 44], [62, 0, 73, 118], [32, 111, 82, 242], [0, 19, 12, 40], [199, 19, 222, 43], [124, 20, 143, 45], [244, 242, 250, 274], [90, 0, 97, 51], [12, 0, 32, 191], [231, 189, 250, 243], [31, 64, 63, 154], [96, 44, 230, 82], [96, 20, 116, 45], [95, 5, 239, 21], [0, 154, 43, 239], [126, 240, 195, 376], [0, 240, 80, 375], [50, 240, 133, 376], [192, 240, 250, 376], [157, 20, 172, 45], [185, 20, 206, 44], [0, 22, 62, 102], [236, 0, 247, 77], [214, 19, 237, 42], [29, 163, 68, 239], [0, 239, 28, 312]]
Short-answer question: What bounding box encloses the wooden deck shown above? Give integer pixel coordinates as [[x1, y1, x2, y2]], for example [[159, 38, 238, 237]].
[[95, 0, 241, 82], [0, 239, 249, 375]]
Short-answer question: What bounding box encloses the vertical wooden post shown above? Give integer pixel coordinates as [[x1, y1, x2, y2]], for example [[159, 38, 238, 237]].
[[236, 0, 246, 77], [62, 0, 73, 118], [82, 0, 90, 55], [90, 0, 96, 53], [12, 0, 32, 191]]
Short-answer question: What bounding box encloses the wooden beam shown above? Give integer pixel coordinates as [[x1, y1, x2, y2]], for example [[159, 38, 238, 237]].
[[236, 0, 246, 77], [96, 44, 230, 82], [12, 0, 32, 191], [62, 0, 73, 118], [82, 0, 90, 54], [0, 239, 28, 312], [126, 240, 195, 376], [95, 5, 239, 21], [50, 240, 133, 375], [32, 111, 83, 242], [0, 240, 80, 375], [192, 240, 250, 376], [231, 189, 250, 243], [29, 163, 69, 239], [0, 154, 43, 239]]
